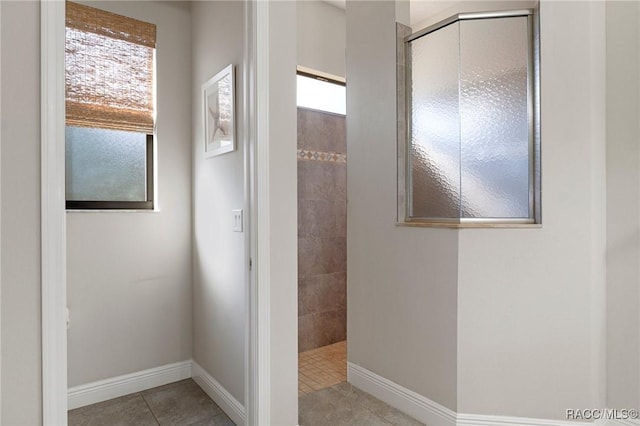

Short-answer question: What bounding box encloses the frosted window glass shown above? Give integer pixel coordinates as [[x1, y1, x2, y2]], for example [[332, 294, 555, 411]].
[[459, 17, 530, 218], [297, 75, 346, 115], [409, 22, 461, 219], [66, 126, 147, 202]]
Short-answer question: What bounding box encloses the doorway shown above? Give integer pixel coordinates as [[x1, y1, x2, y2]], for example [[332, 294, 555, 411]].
[[40, 1, 263, 424], [296, 71, 348, 396]]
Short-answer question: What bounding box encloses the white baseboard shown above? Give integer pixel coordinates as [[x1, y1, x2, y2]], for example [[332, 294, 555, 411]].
[[192, 361, 246, 426], [68, 360, 245, 425], [457, 413, 594, 426], [68, 360, 192, 410], [601, 420, 640, 426], [347, 361, 457, 426], [347, 362, 601, 426]]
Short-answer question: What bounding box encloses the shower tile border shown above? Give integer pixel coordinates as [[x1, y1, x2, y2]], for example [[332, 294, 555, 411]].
[[298, 149, 347, 164]]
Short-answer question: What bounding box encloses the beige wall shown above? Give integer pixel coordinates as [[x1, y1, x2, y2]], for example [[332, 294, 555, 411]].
[[0, 1, 293, 422], [191, 0, 246, 405], [456, 1, 607, 418], [67, 1, 193, 387], [346, 0, 459, 411], [297, 0, 346, 79], [3, 0, 637, 423], [266, 1, 299, 423], [347, 0, 607, 419], [606, 0, 640, 410], [1, 1, 42, 423], [411, 0, 536, 31]]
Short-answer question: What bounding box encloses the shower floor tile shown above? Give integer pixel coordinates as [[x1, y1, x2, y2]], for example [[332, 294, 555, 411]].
[[298, 340, 347, 396]]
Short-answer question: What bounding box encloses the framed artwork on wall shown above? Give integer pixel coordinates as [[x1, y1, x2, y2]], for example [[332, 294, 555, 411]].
[[203, 64, 235, 158]]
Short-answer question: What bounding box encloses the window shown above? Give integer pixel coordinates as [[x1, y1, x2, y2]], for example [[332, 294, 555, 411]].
[[296, 71, 346, 115], [399, 9, 540, 226], [65, 2, 156, 210]]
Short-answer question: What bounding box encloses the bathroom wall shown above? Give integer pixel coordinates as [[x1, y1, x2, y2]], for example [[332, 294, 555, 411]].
[[606, 0, 640, 410], [346, 0, 459, 411], [347, 0, 607, 419], [457, 1, 607, 417], [297, 0, 346, 79], [1, 1, 42, 422], [411, 0, 536, 31], [191, 0, 246, 405], [67, 1, 193, 388], [297, 107, 347, 352], [0, 0, 302, 424], [263, 2, 299, 423]]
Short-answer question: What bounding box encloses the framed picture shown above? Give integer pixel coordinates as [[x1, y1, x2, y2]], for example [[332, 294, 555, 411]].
[[203, 64, 235, 158]]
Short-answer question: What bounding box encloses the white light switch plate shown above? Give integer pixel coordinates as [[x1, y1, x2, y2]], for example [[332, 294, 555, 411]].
[[232, 209, 243, 232]]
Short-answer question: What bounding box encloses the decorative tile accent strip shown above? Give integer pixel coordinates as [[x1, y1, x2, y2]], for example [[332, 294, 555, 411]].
[[298, 149, 347, 163]]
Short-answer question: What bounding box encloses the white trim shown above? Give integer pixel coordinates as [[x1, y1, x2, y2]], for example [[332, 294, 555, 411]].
[[601, 420, 640, 426], [457, 413, 594, 426], [243, 0, 259, 425], [67, 360, 192, 410], [347, 362, 457, 426], [348, 362, 601, 426], [0, 0, 3, 419], [41, 1, 68, 425], [254, 0, 271, 424], [192, 361, 246, 426], [67, 361, 248, 426], [296, 65, 346, 84]]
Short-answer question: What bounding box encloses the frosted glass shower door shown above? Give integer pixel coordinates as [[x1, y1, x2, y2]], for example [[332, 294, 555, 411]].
[[459, 17, 531, 219], [409, 22, 461, 219], [405, 11, 538, 224]]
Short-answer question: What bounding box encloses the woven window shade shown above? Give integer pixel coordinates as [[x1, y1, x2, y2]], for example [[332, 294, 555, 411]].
[[65, 2, 156, 133]]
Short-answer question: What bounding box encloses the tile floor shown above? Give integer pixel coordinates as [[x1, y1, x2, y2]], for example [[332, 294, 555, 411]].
[[70, 343, 420, 426], [299, 382, 425, 426], [298, 340, 423, 425], [298, 340, 347, 395], [68, 379, 234, 426]]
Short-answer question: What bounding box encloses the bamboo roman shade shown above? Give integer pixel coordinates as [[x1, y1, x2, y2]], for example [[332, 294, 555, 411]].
[[65, 2, 156, 134]]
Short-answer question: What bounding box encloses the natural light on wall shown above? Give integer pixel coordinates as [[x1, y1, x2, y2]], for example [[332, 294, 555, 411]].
[[297, 74, 346, 115]]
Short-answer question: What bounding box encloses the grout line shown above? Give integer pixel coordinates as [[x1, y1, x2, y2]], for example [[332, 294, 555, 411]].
[[139, 392, 162, 425], [298, 341, 348, 395]]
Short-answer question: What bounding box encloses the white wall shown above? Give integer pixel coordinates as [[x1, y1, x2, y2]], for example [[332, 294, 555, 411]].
[[0, 2, 3, 420], [1, 1, 42, 423], [67, 1, 193, 387], [346, 0, 459, 411], [348, 0, 607, 420], [0, 0, 296, 423], [411, 0, 535, 31], [297, 0, 346, 79], [457, 2, 607, 417], [264, 1, 299, 423], [191, 0, 246, 405], [606, 0, 640, 410]]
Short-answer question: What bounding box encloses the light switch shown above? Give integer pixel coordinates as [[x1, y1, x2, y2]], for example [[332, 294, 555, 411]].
[[233, 209, 243, 232]]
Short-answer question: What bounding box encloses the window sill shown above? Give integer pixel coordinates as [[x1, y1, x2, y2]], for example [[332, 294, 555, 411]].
[[66, 209, 160, 214], [395, 221, 542, 229]]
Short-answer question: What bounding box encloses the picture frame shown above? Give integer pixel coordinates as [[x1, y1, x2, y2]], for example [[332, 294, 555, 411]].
[[203, 64, 235, 158]]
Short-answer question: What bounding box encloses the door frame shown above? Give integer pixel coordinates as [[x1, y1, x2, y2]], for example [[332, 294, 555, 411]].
[[40, 1, 277, 424], [41, 1, 67, 423]]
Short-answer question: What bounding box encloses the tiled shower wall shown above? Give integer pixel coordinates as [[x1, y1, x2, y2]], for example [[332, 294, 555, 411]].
[[297, 107, 347, 352]]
